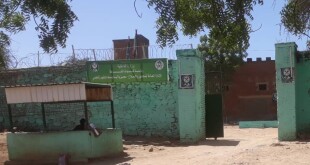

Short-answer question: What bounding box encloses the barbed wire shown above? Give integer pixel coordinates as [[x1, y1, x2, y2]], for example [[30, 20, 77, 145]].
[[11, 44, 193, 68], [9, 44, 278, 69]]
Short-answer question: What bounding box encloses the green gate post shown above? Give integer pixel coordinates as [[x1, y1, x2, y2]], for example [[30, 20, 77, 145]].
[[176, 49, 205, 143], [275, 42, 298, 141]]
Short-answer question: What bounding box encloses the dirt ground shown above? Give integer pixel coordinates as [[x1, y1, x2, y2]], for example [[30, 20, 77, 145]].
[[1, 126, 310, 165]]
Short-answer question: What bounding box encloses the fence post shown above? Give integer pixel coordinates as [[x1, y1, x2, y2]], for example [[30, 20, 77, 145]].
[[92, 49, 97, 61], [72, 45, 76, 60], [37, 51, 40, 67]]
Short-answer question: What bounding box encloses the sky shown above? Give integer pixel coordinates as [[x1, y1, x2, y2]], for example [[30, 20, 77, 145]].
[[9, 0, 309, 67]]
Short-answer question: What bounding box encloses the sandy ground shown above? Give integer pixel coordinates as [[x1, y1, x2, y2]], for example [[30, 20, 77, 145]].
[[1, 126, 310, 165]]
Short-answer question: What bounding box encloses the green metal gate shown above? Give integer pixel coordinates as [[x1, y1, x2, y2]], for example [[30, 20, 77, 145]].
[[205, 94, 224, 139], [205, 71, 224, 139]]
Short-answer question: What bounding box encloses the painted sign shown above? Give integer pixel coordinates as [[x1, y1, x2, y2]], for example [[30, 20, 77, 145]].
[[87, 59, 168, 83]]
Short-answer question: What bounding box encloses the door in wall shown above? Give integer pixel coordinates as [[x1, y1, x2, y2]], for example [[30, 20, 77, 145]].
[[205, 94, 224, 139]]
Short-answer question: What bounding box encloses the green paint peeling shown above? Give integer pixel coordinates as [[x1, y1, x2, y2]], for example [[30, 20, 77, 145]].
[[0, 62, 179, 138]]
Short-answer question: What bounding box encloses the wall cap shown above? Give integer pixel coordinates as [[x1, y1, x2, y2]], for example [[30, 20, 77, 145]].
[[176, 49, 203, 58], [275, 42, 298, 48]]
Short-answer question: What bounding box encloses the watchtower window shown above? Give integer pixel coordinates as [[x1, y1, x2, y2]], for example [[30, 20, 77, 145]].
[[258, 83, 267, 91]]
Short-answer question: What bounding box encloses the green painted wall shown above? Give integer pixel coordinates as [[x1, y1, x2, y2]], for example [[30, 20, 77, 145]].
[[276, 42, 310, 140], [239, 121, 278, 128], [177, 49, 205, 142], [295, 52, 310, 135], [275, 42, 297, 140], [87, 60, 179, 138], [7, 129, 122, 163], [0, 61, 179, 138], [1, 55, 205, 141]]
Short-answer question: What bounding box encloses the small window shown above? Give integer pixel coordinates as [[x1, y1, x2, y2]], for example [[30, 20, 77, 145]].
[[258, 83, 267, 91]]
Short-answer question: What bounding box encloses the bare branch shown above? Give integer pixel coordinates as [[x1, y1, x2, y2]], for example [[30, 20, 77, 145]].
[[250, 23, 262, 33], [134, 0, 142, 18]]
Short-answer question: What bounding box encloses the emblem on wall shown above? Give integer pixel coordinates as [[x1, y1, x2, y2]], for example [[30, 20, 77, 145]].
[[281, 67, 294, 83], [91, 62, 99, 72], [154, 60, 164, 70], [180, 74, 194, 89]]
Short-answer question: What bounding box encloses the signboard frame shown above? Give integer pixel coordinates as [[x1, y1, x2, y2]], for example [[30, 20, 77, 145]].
[[87, 59, 169, 83], [179, 74, 195, 89]]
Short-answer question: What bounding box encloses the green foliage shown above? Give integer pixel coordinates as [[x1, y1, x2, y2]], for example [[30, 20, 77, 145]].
[[281, 0, 310, 48], [0, 46, 11, 70], [198, 34, 245, 90], [198, 35, 246, 71], [147, 0, 263, 50], [58, 56, 89, 66], [0, 0, 77, 68]]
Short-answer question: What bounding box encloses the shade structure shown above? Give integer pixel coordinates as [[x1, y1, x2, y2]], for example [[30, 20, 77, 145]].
[[4, 82, 112, 104]]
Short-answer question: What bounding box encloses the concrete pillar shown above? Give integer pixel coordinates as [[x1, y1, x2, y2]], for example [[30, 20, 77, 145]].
[[176, 49, 205, 143], [275, 42, 297, 141]]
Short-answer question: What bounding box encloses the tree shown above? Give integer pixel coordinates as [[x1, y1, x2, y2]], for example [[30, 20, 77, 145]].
[[147, 0, 263, 52], [281, 0, 310, 48], [198, 35, 245, 72], [58, 56, 89, 66], [0, 0, 77, 69], [147, 0, 310, 50], [0, 46, 11, 70], [198, 34, 245, 94], [146, 0, 256, 93]]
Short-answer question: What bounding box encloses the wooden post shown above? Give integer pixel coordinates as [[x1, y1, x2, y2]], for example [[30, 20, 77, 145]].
[[111, 101, 115, 128], [7, 104, 13, 130], [41, 103, 47, 131]]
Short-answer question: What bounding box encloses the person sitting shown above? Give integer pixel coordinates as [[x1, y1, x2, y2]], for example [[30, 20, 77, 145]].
[[73, 118, 86, 131]]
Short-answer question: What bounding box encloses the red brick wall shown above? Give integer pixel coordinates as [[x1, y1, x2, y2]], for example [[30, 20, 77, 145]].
[[113, 34, 149, 60], [223, 58, 277, 122]]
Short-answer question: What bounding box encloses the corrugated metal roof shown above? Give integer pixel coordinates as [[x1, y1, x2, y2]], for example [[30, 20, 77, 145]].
[[4, 82, 112, 104]]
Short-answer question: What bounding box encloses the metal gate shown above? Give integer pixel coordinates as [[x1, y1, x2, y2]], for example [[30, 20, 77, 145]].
[[205, 71, 224, 139]]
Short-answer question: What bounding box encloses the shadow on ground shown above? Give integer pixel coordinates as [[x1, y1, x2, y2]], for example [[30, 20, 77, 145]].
[[123, 135, 180, 147], [123, 135, 240, 147], [3, 152, 133, 165], [198, 139, 240, 146], [88, 152, 133, 165]]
